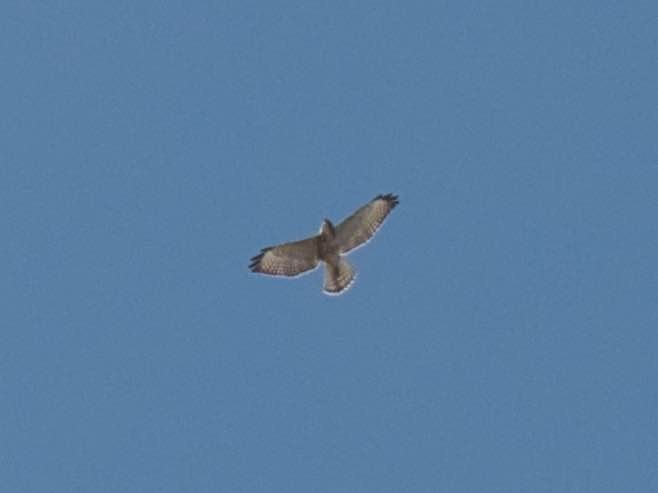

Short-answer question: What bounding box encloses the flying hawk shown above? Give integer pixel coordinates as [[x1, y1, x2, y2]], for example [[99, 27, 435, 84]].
[[249, 193, 399, 295]]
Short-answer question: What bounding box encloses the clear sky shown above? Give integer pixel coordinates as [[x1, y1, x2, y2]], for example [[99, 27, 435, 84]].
[[3, 2, 658, 492]]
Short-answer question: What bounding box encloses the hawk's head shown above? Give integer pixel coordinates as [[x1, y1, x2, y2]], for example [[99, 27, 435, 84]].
[[320, 219, 336, 239]]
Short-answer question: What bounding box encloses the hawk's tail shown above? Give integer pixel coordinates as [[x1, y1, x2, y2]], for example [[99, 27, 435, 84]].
[[323, 258, 356, 296]]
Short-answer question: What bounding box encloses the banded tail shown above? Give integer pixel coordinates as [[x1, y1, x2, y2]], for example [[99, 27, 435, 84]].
[[323, 258, 356, 296]]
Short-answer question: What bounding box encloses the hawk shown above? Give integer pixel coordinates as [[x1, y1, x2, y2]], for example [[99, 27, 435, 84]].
[[249, 193, 399, 295]]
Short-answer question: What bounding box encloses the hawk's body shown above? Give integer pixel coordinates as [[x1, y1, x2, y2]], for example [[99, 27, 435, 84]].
[[249, 193, 399, 295]]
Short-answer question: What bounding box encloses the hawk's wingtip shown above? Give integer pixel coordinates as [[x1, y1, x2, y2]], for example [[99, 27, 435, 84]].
[[376, 193, 399, 208], [249, 252, 265, 271], [249, 246, 275, 271]]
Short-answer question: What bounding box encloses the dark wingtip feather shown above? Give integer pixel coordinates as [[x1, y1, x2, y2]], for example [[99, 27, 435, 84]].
[[249, 251, 265, 271], [376, 193, 399, 208], [249, 246, 274, 271]]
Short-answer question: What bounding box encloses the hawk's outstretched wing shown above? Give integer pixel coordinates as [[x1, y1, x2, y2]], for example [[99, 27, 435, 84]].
[[334, 193, 399, 254], [249, 236, 320, 277]]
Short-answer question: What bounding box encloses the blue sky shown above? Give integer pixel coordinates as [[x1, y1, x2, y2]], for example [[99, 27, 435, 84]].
[[3, 2, 658, 491]]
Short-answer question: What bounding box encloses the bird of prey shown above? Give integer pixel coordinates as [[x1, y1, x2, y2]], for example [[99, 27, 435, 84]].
[[249, 193, 399, 295]]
